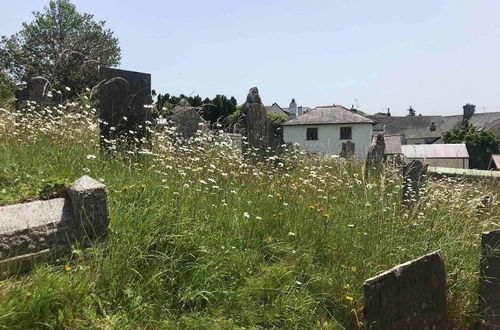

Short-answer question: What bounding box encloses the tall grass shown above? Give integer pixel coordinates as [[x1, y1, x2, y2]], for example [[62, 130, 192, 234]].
[[0, 103, 498, 329]]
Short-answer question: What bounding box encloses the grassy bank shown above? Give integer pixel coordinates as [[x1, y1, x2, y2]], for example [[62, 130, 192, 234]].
[[0, 105, 498, 329]]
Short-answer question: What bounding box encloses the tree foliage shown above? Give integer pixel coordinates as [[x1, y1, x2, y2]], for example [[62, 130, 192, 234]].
[[0, 0, 121, 97], [156, 93, 238, 126], [442, 120, 499, 169]]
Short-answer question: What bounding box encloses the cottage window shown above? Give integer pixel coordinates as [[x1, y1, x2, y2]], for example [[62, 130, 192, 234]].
[[340, 127, 352, 140], [306, 127, 318, 140]]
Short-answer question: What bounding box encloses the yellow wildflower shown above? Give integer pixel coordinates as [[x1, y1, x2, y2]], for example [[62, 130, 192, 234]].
[[345, 295, 354, 301], [64, 265, 71, 272]]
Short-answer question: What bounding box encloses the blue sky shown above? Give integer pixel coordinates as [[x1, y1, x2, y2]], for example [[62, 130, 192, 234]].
[[2, 0, 500, 115]]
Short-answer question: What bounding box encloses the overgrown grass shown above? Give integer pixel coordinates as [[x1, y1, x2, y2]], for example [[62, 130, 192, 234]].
[[0, 104, 499, 329]]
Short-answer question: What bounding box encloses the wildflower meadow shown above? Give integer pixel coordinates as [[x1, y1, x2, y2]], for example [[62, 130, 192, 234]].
[[0, 100, 499, 329]]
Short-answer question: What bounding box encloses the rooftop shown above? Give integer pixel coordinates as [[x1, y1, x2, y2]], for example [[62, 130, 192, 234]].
[[401, 143, 469, 159], [282, 105, 374, 126]]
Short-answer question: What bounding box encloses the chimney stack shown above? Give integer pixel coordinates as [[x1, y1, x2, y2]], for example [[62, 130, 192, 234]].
[[289, 98, 298, 116], [463, 104, 475, 123], [387, 108, 391, 117]]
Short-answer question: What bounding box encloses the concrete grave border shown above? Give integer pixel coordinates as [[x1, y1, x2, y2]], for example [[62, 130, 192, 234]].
[[0, 176, 109, 274]]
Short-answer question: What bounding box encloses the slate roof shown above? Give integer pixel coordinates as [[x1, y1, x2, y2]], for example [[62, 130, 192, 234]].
[[266, 103, 288, 115], [282, 105, 374, 126], [368, 115, 444, 139], [401, 143, 469, 159], [368, 111, 500, 141]]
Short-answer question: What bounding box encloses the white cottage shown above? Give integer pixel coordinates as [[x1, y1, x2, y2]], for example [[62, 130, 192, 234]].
[[281, 105, 374, 158]]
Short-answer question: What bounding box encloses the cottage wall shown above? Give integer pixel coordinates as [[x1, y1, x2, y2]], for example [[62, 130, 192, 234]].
[[283, 123, 373, 158]]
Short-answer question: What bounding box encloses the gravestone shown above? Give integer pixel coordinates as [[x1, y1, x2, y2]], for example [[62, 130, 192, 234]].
[[15, 77, 54, 110], [403, 160, 428, 205], [365, 134, 385, 173], [363, 251, 447, 330], [99, 67, 154, 150], [170, 98, 203, 139], [478, 230, 500, 329], [241, 87, 268, 159], [267, 119, 284, 152], [341, 140, 356, 158]]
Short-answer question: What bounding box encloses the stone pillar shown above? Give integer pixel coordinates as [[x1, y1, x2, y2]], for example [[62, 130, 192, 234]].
[[365, 134, 385, 174], [478, 230, 500, 329], [67, 175, 109, 241], [363, 251, 447, 330], [241, 87, 268, 159]]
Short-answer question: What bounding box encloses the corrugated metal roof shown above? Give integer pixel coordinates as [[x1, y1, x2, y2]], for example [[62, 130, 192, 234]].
[[282, 105, 374, 126], [402, 143, 469, 159]]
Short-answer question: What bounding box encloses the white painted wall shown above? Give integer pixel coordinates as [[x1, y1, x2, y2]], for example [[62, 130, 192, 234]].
[[282, 123, 373, 158]]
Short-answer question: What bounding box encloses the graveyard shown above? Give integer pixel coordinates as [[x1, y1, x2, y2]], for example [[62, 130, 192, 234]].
[[0, 88, 499, 329], [1, 1, 500, 328]]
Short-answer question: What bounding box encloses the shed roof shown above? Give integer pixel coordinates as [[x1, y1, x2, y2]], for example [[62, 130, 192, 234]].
[[402, 143, 469, 159], [282, 105, 374, 126], [491, 154, 500, 169]]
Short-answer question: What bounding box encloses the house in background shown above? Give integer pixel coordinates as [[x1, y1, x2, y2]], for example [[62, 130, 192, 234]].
[[368, 105, 500, 145], [401, 143, 469, 169], [281, 105, 374, 158], [266, 99, 312, 120]]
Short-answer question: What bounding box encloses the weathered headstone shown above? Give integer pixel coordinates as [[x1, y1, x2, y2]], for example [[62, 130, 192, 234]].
[[170, 98, 203, 139], [267, 119, 284, 152], [403, 160, 428, 205], [99, 67, 154, 150], [241, 87, 268, 158], [363, 251, 447, 330], [15, 77, 55, 110], [365, 134, 385, 173], [478, 230, 500, 329], [341, 140, 356, 158]]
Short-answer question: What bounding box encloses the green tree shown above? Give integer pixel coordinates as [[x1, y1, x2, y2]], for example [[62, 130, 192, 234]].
[[156, 93, 238, 125], [0, 0, 120, 98], [0, 72, 15, 107], [442, 120, 499, 169]]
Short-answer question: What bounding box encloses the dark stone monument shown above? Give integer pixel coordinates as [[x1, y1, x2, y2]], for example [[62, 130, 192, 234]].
[[341, 140, 356, 158], [363, 251, 447, 330], [15, 77, 56, 110], [99, 67, 153, 150], [403, 160, 428, 205], [478, 230, 500, 329], [170, 98, 203, 139], [241, 87, 268, 158], [267, 119, 284, 152], [365, 134, 385, 173]]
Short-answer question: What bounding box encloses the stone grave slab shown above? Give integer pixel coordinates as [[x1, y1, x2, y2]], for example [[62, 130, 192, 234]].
[[363, 251, 447, 330]]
